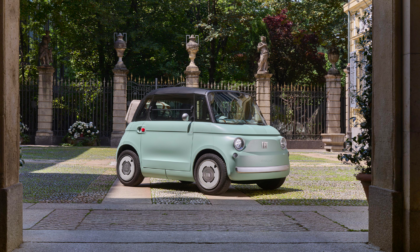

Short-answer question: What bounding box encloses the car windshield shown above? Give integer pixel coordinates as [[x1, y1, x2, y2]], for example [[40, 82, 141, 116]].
[[208, 92, 266, 125]]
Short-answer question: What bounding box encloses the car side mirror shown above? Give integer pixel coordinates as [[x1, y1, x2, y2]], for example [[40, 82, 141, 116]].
[[182, 113, 190, 121]]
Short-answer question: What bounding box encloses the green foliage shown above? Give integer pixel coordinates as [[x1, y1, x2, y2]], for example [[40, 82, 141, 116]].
[[338, 9, 372, 174], [264, 10, 327, 86], [263, 0, 349, 79], [20, 0, 347, 84]]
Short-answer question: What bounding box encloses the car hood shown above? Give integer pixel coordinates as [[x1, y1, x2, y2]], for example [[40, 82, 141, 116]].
[[194, 123, 280, 136]]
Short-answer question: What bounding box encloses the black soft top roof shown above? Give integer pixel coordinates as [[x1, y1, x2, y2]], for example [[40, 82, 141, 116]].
[[144, 87, 241, 97]]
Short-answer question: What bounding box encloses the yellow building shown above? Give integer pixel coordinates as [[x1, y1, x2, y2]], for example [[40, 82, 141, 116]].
[[343, 0, 372, 139]]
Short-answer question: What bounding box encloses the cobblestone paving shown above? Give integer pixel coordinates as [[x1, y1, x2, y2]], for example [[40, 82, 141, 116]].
[[284, 212, 347, 232], [150, 178, 211, 205], [75, 210, 305, 232], [32, 209, 90, 230], [29, 209, 355, 232]]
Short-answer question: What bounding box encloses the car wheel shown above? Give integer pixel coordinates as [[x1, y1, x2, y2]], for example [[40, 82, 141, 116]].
[[180, 181, 193, 184], [257, 177, 286, 190], [117, 150, 144, 186], [194, 153, 230, 195]]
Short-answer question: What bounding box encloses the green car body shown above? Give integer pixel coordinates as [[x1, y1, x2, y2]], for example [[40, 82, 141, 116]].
[[116, 87, 290, 194]]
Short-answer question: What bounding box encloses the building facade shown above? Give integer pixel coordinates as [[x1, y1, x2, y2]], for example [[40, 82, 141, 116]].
[[343, 0, 372, 139]]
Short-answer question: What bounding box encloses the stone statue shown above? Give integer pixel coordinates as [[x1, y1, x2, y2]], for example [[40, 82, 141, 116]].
[[186, 35, 199, 71], [39, 30, 53, 67], [257, 36, 269, 74]]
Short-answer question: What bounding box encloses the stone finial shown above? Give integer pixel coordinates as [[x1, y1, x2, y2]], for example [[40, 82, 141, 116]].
[[257, 36, 269, 74], [186, 35, 199, 71], [114, 33, 127, 70], [39, 30, 53, 67], [327, 46, 340, 75]]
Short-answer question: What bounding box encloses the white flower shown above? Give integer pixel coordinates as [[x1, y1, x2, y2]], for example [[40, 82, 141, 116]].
[[87, 130, 90, 133], [96, 130, 99, 134], [68, 130, 71, 133], [89, 122, 93, 127]]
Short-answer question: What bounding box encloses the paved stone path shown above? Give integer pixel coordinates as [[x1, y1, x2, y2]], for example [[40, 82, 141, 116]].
[[17, 149, 378, 251], [17, 203, 378, 251]]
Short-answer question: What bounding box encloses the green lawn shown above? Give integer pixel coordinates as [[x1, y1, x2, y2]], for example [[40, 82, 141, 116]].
[[20, 162, 116, 203], [233, 156, 367, 206], [289, 154, 340, 163], [22, 147, 117, 160]]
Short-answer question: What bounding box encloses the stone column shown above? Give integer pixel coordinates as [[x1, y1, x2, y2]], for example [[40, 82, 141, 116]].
[[343, 65, 351, 140], [321, 74, 345, 152], [0, 0, 23, 251], [110, 33, 128, 147], [255, 73, 272, 125], [35, 67, 55, 145], [369, 1, 420, 251], [185, 35, 200, 88], [110, 69, 129, 147]]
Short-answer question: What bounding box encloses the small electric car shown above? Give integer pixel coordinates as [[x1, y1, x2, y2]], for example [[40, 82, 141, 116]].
[[116, 87, 290, 195]]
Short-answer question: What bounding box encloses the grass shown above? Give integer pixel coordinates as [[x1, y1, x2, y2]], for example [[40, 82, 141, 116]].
[[20, 162, 116, 203], [233, 159, 367, 206], [21, 147, 117, 160], [289, 154, 340, 163]]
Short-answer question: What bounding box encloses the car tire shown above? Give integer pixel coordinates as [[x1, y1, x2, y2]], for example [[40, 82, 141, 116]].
[[257, 177, 286, 190], [117, 150, 144, 186], [194, 153, 231, 195]]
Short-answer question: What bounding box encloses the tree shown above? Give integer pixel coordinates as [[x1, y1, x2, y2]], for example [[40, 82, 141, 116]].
[[264, 10, 327, 86]]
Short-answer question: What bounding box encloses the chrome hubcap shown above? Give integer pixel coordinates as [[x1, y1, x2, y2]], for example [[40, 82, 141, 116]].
[[198, 160, 220, 189], [119, 156, 135, 181]]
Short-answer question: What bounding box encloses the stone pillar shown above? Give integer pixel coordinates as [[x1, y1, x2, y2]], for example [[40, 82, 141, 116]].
[[369, 0, 420, 251], [110, 69, 129, 147], [0, 0, 23, 251], [110, 33, 128, 147], [185, 35, 200, 88], [35, 67, 55, 145], [255, 73, 272, 125], [184, 70, 200, 88], [321, 74, 345, 152], [343, 65, 351, 140]]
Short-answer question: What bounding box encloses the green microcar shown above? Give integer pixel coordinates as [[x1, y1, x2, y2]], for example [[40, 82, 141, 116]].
[[116, 87, 290, 195]]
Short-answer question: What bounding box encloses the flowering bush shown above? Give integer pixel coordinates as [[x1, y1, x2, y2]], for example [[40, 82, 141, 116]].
[[68, 121, 99, 139], [20, 122, 29, 134], [20, 118, 30, 144]]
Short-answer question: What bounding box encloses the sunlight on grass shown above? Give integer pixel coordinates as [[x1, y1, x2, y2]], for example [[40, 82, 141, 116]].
[[22, 147, 117, 160], [289, 154, 339, 163], [234, 157, 366, 206]]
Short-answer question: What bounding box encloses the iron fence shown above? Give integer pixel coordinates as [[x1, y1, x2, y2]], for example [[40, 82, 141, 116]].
[[52, 78, 114, 141], [20, 78, 39, 143], [271, 83, 326, 140], [199, 82, 256, 98], [127, 76, 185, 105], [340, 86, 347, 134], [127, 77, 256, 105]]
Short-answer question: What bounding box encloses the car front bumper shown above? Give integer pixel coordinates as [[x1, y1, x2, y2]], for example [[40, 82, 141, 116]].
[[235, 165, 290, 173]]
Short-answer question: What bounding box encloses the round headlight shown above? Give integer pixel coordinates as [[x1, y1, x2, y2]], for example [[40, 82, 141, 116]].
[[233, 137, 245, 151], [280, 138, 287, 149]]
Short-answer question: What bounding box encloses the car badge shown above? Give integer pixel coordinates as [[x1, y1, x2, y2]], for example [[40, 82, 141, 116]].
[[262, 142, 268, 149]]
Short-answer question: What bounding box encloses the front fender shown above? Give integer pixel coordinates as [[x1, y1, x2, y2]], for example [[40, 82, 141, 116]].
[[191, 133, 236, 176]]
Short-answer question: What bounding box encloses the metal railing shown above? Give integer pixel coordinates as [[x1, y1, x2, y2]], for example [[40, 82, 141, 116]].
[[20, 78, 39, 143], [52, 78, 114, 139], [271, 83, 326, 140]]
